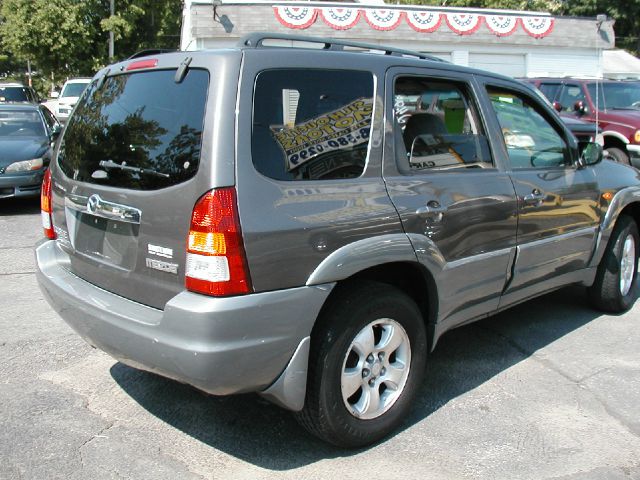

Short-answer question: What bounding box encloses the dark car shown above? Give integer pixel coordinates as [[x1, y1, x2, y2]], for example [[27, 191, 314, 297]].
[[36, 33, 640, 448], [0, 104, 61, 199]]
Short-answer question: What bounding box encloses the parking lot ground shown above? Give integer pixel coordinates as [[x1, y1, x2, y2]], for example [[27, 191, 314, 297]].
[[1, 197, 639, 479]]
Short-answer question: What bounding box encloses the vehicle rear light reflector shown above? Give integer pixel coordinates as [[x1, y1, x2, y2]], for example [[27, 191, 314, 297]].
[[185, 188, 252, 296], [188, 232, 227, 255], [40, 169, 56, 239], [126, 59, 158, 71]]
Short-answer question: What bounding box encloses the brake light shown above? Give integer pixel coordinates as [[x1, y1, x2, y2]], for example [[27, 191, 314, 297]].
[[126, 59, 158, 71], [41, 169, 56, 239], [185, 188, 252, 296]]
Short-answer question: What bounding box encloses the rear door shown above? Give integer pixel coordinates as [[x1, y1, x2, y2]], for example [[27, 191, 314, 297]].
[[383, 67, 518, 328], [479, 78, 600, 306], [50, 55, 238, 309], [234, 50, 402, 293]]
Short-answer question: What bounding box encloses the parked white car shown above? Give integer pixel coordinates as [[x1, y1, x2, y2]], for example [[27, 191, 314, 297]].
[[54, 78, 91, 123]]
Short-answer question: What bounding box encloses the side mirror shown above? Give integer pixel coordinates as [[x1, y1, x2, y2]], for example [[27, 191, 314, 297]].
[[553, 101, 563, 112], [574, 100, 587, 115], [579, 142, 603, 167], [50, 91, 59, 99], [50, 124, 62, 141]]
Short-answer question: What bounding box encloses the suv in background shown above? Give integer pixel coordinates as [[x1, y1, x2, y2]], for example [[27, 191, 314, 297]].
[[36, 34, 640, 448], [528, 77, 640, 166], [52, 77, 91, 123], [0, 83, 40, 104]]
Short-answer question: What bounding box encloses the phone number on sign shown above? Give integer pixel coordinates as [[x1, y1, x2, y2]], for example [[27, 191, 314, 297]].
[[288, 127, 371, 168]]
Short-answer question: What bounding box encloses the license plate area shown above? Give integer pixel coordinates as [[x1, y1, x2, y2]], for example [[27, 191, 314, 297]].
[[69, 209, 140, 270]]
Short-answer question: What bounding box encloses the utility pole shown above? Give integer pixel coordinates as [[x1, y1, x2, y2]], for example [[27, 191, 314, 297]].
[[108, 0, 115, 60]]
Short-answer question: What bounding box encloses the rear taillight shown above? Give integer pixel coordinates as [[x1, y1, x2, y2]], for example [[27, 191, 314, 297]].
[[41, 169, 56, 239], [185, 188, 252, 296]]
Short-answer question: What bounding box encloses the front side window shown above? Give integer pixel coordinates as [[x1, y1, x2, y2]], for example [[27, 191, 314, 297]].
[[252, 69, 374, 181], [57, 69, 209, 190], [488, 87, 569, 169], [394, 77, 492, 171]]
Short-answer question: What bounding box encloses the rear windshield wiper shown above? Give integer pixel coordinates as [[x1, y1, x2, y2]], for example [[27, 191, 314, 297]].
[[98, 159, 170, 178]]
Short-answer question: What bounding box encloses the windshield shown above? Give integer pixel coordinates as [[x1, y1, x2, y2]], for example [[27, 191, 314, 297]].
[[587, 82, 640, 110], [0, 110, 45, 137], [61, 82, 90, 98], [0, 86, 29, 102], [57, 68, 209, 190]]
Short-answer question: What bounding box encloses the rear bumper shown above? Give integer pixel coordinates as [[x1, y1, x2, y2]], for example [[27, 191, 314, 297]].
[[36, 240, 332, 397], [0, 170, 44, 198]]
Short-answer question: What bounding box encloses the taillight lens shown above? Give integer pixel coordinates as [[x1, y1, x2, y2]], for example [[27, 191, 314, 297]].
[[40, 169, 56, 239], [185, 188, 252, 296]]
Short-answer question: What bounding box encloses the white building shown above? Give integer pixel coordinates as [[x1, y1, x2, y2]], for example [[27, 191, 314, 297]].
[[181, 0, 616, 78]]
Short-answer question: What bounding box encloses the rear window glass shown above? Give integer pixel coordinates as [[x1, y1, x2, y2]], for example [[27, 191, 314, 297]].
[[57, 69, 208, 190], [0, 86, 29, 102], [252, 69, 374, 181]]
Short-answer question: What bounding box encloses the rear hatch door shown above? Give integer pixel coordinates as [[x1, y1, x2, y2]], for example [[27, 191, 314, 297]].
[[50, 57, 231, 309]]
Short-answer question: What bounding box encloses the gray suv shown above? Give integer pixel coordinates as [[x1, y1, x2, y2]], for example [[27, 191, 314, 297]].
[[36, 34, 640, 448]]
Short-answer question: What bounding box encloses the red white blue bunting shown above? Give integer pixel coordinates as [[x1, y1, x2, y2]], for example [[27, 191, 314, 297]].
[[485, 15, 519, 37], [363, 9, 403, 31], [320, 8, 361, 30], [405, 11, 442, 33], [445, 13, 483, 35], [273, 6, 317, 29], [272, 6, 555, 38], [520, 17, 555, 38]]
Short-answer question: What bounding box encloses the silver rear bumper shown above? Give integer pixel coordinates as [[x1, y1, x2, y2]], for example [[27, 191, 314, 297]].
[[36, 240, 332, 408]]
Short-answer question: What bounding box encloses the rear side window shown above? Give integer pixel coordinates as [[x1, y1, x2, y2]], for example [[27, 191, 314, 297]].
[[252, 69, 374, 181], [57, 69, 209, 190]]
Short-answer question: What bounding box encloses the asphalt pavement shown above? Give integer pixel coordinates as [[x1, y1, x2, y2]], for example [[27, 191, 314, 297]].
[[1, 196, 639, 479]]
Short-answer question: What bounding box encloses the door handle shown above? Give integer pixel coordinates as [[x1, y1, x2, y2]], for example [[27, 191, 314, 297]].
[[416, 200, 447, 218], [522, 189, 545, 206]]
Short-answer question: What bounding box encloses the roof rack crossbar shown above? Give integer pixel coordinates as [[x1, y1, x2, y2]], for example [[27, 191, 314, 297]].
[[239, 32, 445, 62]]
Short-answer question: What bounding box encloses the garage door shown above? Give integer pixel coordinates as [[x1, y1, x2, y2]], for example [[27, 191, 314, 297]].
[[469, 53, 526, 78]]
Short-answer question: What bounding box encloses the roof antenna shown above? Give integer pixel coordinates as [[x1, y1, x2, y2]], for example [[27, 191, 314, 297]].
[[595, 14, 607, 137]]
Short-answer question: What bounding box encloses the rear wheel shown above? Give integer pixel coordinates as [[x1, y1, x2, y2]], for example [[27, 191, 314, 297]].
[[605, 147, 630, 165], [589, 215, 640, 312], [295, 281, 427, 448]]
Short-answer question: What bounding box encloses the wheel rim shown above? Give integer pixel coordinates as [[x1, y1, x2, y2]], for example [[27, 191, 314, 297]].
[[620, 234, 636, 296], [340, 319, 411, 420]]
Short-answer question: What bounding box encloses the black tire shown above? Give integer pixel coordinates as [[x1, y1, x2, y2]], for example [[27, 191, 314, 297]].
[[295, 281, 427, 448], [605, 147, 630, 165], [588, 215, 640, 313]]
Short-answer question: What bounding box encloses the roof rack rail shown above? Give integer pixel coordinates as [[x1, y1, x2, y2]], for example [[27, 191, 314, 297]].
[[239, 32, 446, 63]]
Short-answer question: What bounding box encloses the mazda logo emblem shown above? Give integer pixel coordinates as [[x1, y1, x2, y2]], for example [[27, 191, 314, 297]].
[[87, 194, 100, 214]]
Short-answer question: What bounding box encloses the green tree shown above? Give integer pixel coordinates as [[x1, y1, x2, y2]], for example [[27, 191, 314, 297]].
[[0, 0, 103, 79], [562, 0, 640, 53], [101, 0, 182, 58], [396, 0, 564, 14]]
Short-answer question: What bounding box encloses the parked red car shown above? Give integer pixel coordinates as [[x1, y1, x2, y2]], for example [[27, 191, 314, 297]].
[[528, 78, 640, 166]]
